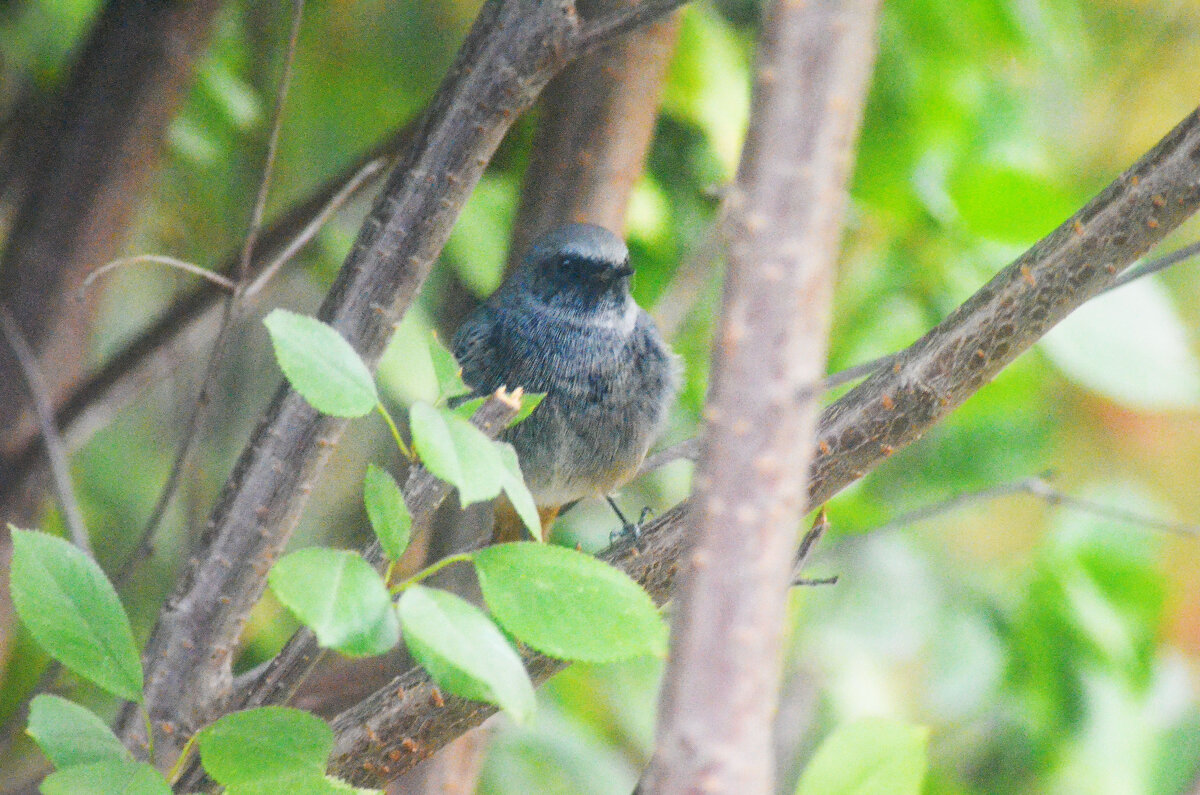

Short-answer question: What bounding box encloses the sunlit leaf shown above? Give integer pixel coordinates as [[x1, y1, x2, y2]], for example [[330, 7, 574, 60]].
[[8, 528, 143, 702], [27, 694, 130, 769], [197, 708, 332, 789], [409, 403, 504, 505], [475, 543, 666, 662], [268, 549, 399, 657], [363, 464, 412, 562], [264, 309, 378, 417], [40, 759, 170, 795], [429, 330, 469, 399], [495, 444, 540, 539], [398, 585, 535, 723]]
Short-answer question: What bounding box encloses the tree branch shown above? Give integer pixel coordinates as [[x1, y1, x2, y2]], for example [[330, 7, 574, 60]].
[[322, 98, 1200, 790], [642, 0, 880, 789], [119, 0, 690, 766]]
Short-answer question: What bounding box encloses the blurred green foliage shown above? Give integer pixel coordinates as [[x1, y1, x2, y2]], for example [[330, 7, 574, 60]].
[[3, 0, 1200, 792]]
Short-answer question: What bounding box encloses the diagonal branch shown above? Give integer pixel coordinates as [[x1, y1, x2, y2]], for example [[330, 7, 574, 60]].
[[324, 101, 1200, 789], [119, 0, 691, 767]]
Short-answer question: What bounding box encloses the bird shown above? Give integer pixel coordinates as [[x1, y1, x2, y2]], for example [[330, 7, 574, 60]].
[[452, 223, 679, 542]]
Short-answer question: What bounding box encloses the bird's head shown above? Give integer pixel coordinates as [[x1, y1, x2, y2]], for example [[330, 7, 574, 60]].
[[522, 223, 634, 311]]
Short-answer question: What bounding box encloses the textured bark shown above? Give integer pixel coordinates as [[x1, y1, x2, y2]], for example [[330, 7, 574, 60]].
[[641, 0, 881, 791]]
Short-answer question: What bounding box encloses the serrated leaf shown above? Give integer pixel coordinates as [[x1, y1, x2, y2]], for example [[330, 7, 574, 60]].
[[429, 330, 469, 399], [197, 707, 331, 787], [40, 759, 170, 795], [363, 464, 412, 561], [8, 528, 143, 702], [495, 444, 540, 539], [475, 543, 666, 662], [794, 719, 929, 795], [409, 402, 504, 506], [264, 309, 378, 417], [397, 585, 535, 722], [507, 391, 546, 428], [27, 694, 130, 769], [1040, 279, 1200, 410], [269, 549, 399, 657]]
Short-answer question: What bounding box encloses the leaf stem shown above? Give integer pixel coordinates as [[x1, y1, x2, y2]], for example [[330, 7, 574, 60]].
[[390, 552, 475, 595], [376, 402, 413, 460], [166, 732, 199, 784], [142, 706, 156, 764]]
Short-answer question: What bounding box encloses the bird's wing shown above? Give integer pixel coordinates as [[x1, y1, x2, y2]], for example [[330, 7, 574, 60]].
[[451, 304, 503, 397]]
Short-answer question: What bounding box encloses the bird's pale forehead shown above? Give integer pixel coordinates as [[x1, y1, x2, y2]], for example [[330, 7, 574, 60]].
[[536, 223, 628, 264]]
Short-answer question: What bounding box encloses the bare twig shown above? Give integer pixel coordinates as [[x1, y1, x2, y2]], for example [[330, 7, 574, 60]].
[[323, 90, 1200, 795], [0, 306, 89, 555], [80, 256, 236, 295], [120, 0, 691, 766], [115, 0, 308, 587], [871, 472, 1200, 539]]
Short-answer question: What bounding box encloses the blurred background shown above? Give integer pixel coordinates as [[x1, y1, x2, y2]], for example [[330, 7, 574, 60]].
[[2, 0, 1200, 792]]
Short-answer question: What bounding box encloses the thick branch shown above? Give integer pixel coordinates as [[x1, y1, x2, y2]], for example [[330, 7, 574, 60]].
[[323, 101, 1200, 789], [121, 0, 689, 765], [642, 0, 880, 790]]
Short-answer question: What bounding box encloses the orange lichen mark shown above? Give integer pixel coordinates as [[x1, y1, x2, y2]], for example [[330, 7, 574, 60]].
[[160, 722, 175, 736], [880, 393, 895, 410], [880, 444, 895, 457], [817, 439, 831, 455], [1105, 264, 1119, 274], [975, 349, 986, 360], [431, 688, 445, 708], [395, 685, 406, 700], [1147, 218, 1159, 229], [1020, 265, 1036, 287], [1131, 174, 1141, 186], [401, 737, 420, 753], [388, 749, 403, 762], [1073, 219, 1084, 235], [1152, 194, 1166, 207]]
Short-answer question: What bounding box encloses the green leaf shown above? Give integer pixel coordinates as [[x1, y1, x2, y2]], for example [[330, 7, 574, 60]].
[[507, 392, 546, 428], [268, 549, 399, 657], [8, 528, 143, 702], [474, 543, 667, 662], [450, 395, 487, 420], [429, 330, 469, 399], [27, 694, 130, 769], [949, 164, 1078, 243], [363, 464, 412, 561], [794, 719, 929, 795], [40, 759, 170, 795], [1040, 279, 1200, 410], [409, 402, 504, 506], [494, 444, 540, 539], [197, 707, 332, 788], [397, 585, 535, 722], [264, 309, 378, 418]]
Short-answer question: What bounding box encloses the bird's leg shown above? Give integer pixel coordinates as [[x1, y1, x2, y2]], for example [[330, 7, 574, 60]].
[[606, 496, 652, 547]]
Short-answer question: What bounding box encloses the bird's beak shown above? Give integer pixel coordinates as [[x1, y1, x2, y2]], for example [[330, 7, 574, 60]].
[[613, 261, 634, 278]]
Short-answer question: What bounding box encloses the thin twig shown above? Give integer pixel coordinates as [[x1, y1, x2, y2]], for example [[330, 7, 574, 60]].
[[79, 255, 235, 296], [116, 0, 307, 585], [871, 472, 1200, 539], [0, 306, 89, 555], [244, 158, 386, 298]]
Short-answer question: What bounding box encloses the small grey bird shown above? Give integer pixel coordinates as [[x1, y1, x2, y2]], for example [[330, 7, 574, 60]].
[[452, 223, 679, 541]]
